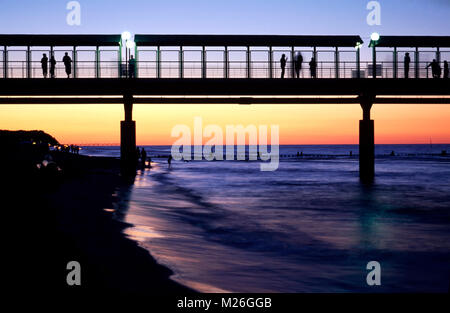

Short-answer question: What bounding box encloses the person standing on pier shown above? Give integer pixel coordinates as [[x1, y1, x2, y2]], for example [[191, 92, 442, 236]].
[[294, 52, 303, 78], [427, 59, 441, 78], [49, 55, 56, 78], [63, 52, 72, 78], [444, 61, 449, 79], [41, 54, 48, 78], [309, 57, 317, 78], [129, 55, 136, 78], [141, 148, 147, 167], [404, 53, 411, 78], [280, 54, 288, 78]]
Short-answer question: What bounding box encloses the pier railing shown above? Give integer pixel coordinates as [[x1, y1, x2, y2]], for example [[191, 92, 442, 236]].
[[1, 34, 448, 79], [0, 59, 443, 79]]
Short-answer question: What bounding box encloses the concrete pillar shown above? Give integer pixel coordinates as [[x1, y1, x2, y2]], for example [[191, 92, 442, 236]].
[[359, 94, 375, 183], [121, 94, 137, 172]]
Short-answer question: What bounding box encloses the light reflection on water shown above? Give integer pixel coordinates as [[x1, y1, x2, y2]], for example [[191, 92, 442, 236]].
[[101, 145, 450, 292]]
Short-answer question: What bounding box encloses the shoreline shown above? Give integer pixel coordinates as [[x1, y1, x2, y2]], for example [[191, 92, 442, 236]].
[[4, 149, 193, 296]]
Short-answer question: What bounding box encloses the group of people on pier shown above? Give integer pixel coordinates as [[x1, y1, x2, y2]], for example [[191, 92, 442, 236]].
[[281, 52, 449, 79], [280, 52, 317, 79], [401, 53, 448, 79], [40, 53, 73, 78], [39, 51, 448, 79]]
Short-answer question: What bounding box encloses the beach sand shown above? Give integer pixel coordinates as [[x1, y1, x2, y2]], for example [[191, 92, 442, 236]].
[[3, 147, 192, 298]]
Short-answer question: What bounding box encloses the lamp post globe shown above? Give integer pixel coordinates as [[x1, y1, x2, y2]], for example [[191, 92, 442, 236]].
[[121, 31, 131, 41], [370, 32, 380, 42]]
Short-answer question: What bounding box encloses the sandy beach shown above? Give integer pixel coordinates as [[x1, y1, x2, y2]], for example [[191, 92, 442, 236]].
[[2, 133, 192, 297]]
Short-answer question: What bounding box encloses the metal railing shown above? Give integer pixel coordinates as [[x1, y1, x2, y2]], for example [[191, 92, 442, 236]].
[[0, 60, 445, 79]]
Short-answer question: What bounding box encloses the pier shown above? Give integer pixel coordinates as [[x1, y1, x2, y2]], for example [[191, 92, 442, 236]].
[[1, 34, 449, 181]]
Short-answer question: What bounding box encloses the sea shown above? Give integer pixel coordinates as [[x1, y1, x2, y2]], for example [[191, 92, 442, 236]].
[[81, 144, 450, 293]]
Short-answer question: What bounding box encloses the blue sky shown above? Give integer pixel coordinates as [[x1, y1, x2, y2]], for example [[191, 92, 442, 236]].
[[0, 0, 448, 40]]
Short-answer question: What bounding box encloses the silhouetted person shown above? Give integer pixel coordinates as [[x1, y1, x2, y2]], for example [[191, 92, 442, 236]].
[[404, 53, 411, 78], [168, 155, 173, 167], [41, 54, 48, 78], [309, 57, 317, 78], [49, 55, 56, 78], [62, 52, 72, 78], [141, 148, 147, 166], [427, 59, 441, 78], [129, 56, 136, 78], [280, 54, 288, 78], [294, 52, 303, 78], [444, 61, 449, 79], [136, 147, 141, 161]]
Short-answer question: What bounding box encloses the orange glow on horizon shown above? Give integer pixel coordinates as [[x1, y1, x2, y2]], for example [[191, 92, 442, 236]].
[[0, 103, 449, 145]]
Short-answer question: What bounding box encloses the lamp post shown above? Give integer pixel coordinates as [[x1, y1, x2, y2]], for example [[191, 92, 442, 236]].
[[355, 42, 363, 78], [126, 40, 136, 78], [121, 31, 131, 78], [370, 32, 380, 79]]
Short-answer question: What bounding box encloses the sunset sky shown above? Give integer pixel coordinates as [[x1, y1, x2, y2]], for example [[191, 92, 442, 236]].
[[0, 0, 449, 145]]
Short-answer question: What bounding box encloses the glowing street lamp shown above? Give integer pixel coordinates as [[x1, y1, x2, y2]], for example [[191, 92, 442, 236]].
[[370, 32, 380, 42], [121, 31, 131, 41]]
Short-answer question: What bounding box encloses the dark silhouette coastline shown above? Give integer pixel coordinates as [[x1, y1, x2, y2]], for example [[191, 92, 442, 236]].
[[1, 130, 192, 297]]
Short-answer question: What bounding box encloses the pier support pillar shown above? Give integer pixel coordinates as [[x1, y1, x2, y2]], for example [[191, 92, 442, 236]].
[[359, 94, 375, 183], [121, 94, 136, 172]]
